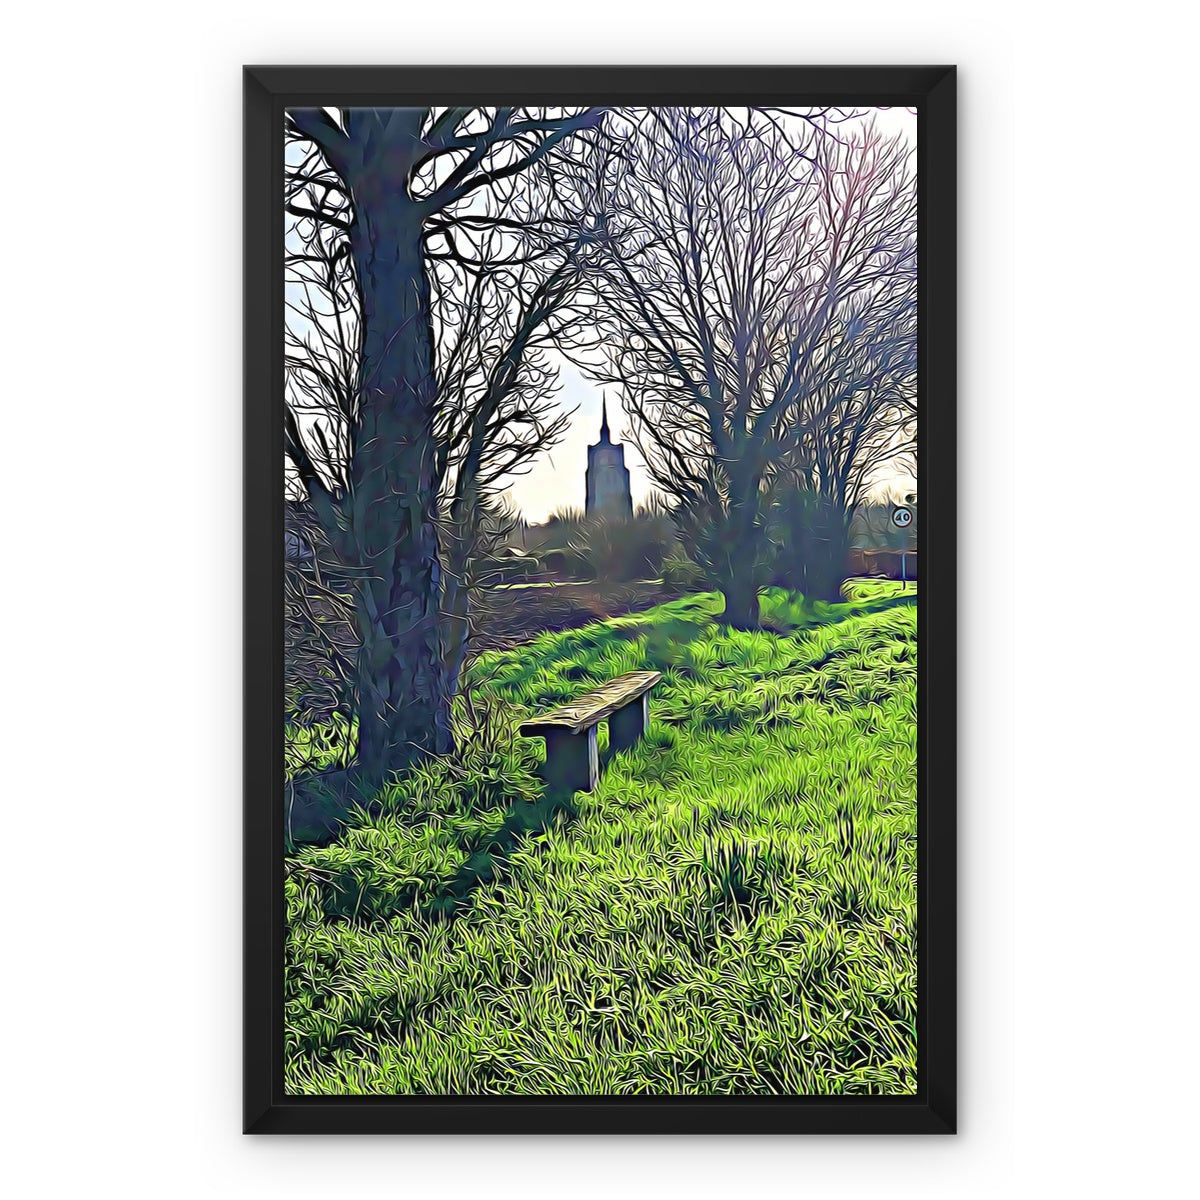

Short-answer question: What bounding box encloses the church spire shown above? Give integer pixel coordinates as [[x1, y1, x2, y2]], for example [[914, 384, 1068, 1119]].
[[600, 396, 611, 443]]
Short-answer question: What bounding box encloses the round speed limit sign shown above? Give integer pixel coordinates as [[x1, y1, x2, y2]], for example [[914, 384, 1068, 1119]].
[[891, 506, 913, 529]]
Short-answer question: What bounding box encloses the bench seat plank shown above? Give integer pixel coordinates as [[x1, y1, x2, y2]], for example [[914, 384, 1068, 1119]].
[[519, 670, 662, 736]]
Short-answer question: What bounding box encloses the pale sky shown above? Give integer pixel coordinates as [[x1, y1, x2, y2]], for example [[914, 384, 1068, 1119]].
[[503, 355, 655, 521]]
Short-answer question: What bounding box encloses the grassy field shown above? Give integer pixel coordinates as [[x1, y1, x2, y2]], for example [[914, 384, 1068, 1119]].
[[285, 582, 917, 1096]]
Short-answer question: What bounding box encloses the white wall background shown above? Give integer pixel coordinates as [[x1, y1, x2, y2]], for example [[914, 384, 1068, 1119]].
[[3, 2, 1195, 1196]]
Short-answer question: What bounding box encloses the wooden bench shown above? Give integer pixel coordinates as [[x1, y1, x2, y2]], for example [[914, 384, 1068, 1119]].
[[519, 670, 662, 793]]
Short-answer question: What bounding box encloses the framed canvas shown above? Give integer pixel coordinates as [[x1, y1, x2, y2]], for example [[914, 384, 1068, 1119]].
[[245, 65, 956, 1134]]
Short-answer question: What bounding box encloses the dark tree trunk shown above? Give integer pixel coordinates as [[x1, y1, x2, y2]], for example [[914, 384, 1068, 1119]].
[[813, 513, 853, 603], [716, 455, 764, 629], [343, 182, 452, 785], [770, 486, 853, 605], [440, 414, 490, 700], [721, 563, 761, 629], [799, 499, 853, 603], [440, 563, 471, 701]]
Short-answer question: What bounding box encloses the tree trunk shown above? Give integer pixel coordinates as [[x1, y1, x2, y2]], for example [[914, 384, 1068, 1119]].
[[801, 498, 852, 603], [440, 412, 491, 700], [717, 456, 764, 629], [440, 562, 471, 701], [342, 175, 451, 788], [772, 486, 852, 604], [721, 562, 761, 629], [817, 512, 853, 603]]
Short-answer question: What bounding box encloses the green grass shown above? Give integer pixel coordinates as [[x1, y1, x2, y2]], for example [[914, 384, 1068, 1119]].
[[285, 581, 917, 1096]]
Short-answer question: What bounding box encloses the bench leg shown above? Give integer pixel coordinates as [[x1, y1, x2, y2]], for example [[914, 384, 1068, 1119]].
[[542, 726, 598, 793], [609, 694, 649, 754]]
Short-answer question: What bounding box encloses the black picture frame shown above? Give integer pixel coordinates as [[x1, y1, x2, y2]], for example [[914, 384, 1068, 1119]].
[[245, 64, 956, 1135]]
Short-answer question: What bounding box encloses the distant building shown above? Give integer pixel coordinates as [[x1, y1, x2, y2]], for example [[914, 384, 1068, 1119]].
[[585, 398, 633, 521]]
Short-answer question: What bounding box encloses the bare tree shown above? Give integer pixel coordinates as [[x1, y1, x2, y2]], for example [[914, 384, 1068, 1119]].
[[771, 128, 918, 598], [282, 106, 605, 821], [579, 109, 916, 626], [430, 184, 602, 687]]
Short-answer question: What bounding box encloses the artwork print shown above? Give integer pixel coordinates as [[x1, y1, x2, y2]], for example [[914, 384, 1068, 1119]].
[[282, 104, 919, 1097]]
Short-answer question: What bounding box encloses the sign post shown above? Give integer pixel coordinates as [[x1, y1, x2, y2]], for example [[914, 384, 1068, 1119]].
[[891, 506, 913, 591]]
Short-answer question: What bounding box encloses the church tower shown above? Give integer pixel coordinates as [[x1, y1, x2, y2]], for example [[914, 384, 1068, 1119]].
[[585, 398, 633, 521]]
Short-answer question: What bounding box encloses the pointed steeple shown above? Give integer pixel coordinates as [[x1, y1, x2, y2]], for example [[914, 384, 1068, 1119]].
[[599, 395, 611, 443]]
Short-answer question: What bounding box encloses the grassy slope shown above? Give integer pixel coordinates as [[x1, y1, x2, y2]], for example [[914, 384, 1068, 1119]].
[[285, 582, 917, 1096]]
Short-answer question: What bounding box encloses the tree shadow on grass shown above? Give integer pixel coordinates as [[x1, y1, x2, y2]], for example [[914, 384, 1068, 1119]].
[[316, 778, 580, 926], [420, 785, 580, 923], [765, 591, 916, 636]]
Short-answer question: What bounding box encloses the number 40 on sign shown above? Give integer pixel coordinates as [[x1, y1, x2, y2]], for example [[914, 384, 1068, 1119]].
[[891, 506, 913, 589]]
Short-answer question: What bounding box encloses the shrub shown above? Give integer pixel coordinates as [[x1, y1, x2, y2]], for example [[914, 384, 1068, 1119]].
[[661, 550, 708, 592], [525, 508, 682, 583]]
